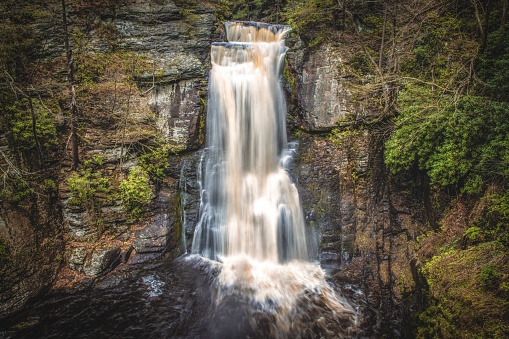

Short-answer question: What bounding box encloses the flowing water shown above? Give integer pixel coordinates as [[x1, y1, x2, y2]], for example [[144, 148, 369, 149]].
[[191, 21, 359, 338], [1, 22, 360, 339]]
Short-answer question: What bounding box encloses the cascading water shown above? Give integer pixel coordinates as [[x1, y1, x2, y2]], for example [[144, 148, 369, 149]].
[[192, 21, 306, 263], [191, 22, 359, 338]]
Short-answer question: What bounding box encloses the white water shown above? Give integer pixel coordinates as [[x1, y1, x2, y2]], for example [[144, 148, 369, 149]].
[[191, 21, 358, 337], [192, 22, 307, 263]]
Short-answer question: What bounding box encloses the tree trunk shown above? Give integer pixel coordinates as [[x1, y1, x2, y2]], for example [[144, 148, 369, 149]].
[[502, 0, 508, 27], [391, 0, 398, 73], [61, 0, 79, 170], [379, 5, 388, 70], [482, 0, 493, 51]]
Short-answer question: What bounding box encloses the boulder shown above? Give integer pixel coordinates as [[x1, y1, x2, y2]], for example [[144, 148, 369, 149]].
[[83, 246, 121, 277], [133, 215, 170, 253]]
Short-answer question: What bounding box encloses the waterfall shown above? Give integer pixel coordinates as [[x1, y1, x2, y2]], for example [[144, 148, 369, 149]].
[[190, 22, 359, 337], [192, 21, 307, 263]]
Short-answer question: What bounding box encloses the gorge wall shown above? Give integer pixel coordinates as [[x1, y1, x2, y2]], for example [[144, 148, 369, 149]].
[[1, 1, 446, 337]]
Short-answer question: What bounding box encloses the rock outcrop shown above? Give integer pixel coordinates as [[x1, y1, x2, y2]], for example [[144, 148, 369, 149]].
[[286, 41, 430, 335], [0, 0, 217, 319]]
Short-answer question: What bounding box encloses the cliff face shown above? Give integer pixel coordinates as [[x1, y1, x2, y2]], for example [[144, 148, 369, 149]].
[[1, 1, 434, 335], [284, 40, 431, 335], [0, 0, 217, 318]]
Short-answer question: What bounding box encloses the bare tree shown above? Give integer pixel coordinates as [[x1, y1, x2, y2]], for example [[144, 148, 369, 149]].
[[471, 0, 493, 51], [61, 0, 79, 170]]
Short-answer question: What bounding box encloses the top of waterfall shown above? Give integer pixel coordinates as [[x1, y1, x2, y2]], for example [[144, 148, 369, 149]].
[[225, 21, 291, 43]]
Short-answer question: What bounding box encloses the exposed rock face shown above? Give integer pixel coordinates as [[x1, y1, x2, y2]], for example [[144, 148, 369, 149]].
[[0, 190, 63, 319], [83, 246, 121, 277], [0, 0, 216, 319], [150, 80, 204, 150], [287, 41, 429, 335], [110, 1, 215, 150], [293, 44, 353, 131], [178, 152, 203, 253]]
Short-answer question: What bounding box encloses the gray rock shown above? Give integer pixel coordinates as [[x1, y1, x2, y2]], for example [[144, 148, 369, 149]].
[[133, 215, 170, 253], [298, 44, 356, 131], [62, 202, 96, 241], [83, 246, 121, 277], [68, 246, 88, 273], [151, 79, 203, 149], [179, 152, 203, 252]]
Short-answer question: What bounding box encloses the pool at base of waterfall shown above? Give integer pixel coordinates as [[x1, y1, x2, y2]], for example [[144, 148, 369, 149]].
[[1, 256, 365, 339]]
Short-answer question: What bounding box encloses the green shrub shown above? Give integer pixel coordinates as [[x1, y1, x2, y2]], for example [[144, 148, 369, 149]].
[[139, 147, 169, 182], [119, 166, 152, 219], [284, 0, 335, 43], [67, 164, 112, 210], [67, 169, 97, 208], [385, 90, 509, 191]]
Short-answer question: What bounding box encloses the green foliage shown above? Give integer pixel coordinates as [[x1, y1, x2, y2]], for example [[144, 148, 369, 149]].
[[0, 173, 36, 206], [347, 51, 373, 76], [474, 191, 509, 246], [220, 0, 269, 21], [67, 170, 95, 208], [284, 0, 335, 43], [10, 176, 35, 205], [119, 166, 152, 219], [41, 179, 57, 194], [67, 165, 112, 210], [400, 13, 471, 84], [385, 89, 509, 190], [465, 226, 481, 242], [0, 0, 47, 78], [420, 242, 509, 338], [139, 147, 170, 182], [5, 97, 58, 152], [0, 237, 9, 260], [478, 264, 501, 289], [478, 24, 509, 101], [417, 301, 458, 339]]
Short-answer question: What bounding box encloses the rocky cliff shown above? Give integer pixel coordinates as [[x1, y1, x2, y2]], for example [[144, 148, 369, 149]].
[[0, 0, 217, 318]]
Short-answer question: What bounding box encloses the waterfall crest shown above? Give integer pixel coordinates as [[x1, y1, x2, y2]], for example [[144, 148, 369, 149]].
[[192, 21, 307, 263]]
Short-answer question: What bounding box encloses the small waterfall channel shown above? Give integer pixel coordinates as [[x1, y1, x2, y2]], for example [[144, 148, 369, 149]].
[[190, 21, 359, 338]]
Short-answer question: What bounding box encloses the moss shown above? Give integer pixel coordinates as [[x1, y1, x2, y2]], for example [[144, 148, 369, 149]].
[[67, 158, 115, 232], [139, 145, 170, 182], [419, 241, 509, 338], [283, 60, 297, 100]]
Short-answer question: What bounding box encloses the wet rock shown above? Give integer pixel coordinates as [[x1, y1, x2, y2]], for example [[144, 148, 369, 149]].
[[179, 152, 203, 252], [128, 252, 164, 265], [83, 246, 121, 277], [133, 219, 169, 253]]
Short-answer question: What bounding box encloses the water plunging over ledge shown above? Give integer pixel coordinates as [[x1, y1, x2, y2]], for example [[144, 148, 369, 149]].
[[192, 21, 306, 263], [191, 21, 359, 337]]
